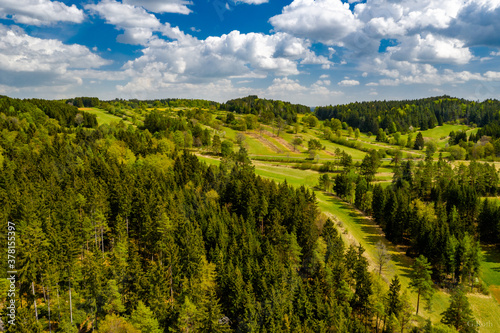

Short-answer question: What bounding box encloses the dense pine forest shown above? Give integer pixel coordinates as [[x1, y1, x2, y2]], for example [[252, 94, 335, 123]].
[[315, 97, 500, 136], [1, 95, 500, 332], [221, 96, 310, 123]]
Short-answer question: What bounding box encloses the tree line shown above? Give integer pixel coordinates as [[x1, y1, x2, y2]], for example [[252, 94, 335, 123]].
[[315, 96, 500, 134], [221, 95, 310, 123]]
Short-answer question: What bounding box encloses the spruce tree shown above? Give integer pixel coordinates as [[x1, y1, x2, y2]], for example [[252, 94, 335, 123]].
[[441, 288, 477, 333], [414, 132, 425, 150], [130, 301, 162, 333], [387, 275, 402, 318], [409, 255, 434, 315]]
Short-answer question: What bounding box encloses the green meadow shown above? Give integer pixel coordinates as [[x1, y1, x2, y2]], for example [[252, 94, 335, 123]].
[[79, 107, 124, 125]]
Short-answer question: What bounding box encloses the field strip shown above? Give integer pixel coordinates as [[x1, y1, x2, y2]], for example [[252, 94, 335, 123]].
[[246, 132, 283, 153], [261, 130, 297, 152]]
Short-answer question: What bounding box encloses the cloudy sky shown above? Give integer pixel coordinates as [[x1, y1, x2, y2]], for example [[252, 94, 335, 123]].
[[1, 0, 500, 106]]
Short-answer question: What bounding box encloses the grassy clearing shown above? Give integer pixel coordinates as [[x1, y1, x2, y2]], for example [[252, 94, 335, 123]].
[[253, 163, 320, 187], [219, 125, 238, 141], [260, 124, 368, 160], [244, 134, 278, 155], [481, 245, 500, 287], [420, 124, 470, 140], [490, 286, 500, 304], [480, 243, 500, 311], [194, 154, 220, 167], [79, 107, 124, 125], [468, 295, 500, 331]]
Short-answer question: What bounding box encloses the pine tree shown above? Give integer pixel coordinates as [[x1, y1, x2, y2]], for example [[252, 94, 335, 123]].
[[409, 255, 434, 315], [387, 275, 402, 319], [372, 184, 386, 225], [441, 288, 478, 333], [197, 288, 231, 332], [130, 301, 162, 333], [399, 290, 414, 333], [414, 132, 425, 150], [351, 245, 373, 327], [478, 199, 498, 243]]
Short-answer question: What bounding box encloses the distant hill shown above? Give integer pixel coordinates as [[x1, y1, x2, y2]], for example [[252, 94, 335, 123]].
[[315, 96, 500, 135], [0, 95, 97, 128], [221, 95, 310, 123]]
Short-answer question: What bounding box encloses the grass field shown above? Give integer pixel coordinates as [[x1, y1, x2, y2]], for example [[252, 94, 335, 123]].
[[79, 107, 127, 125], [400, 124, 475, 150], [421, 124, 469, 139], [481, 245, 500, 287]]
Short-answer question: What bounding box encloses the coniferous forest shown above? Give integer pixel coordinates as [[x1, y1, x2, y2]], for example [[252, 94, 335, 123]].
[[1, 95, 500, 333]]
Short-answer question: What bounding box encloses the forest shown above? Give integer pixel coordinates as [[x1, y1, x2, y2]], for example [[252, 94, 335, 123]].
[[221, 95, 311, 123], [1, 95, 500, 333], [315, 96, 500, 135]]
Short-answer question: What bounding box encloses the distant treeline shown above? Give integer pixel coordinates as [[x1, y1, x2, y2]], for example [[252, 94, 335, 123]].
[[221, 95, 310, 123], [315, 96, 500, 135], [66, 97, 101, 108], [0, 96, 97, 128], [102, 98, 220, 110]]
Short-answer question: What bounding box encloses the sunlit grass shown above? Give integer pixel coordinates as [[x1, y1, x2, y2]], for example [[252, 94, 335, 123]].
[[79, 107, 125, 125]]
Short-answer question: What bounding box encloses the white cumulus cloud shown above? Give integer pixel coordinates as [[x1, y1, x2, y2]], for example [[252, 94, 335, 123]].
[[118, 30, 331, 95], [123, 0, 193, 15], [389, 33, 473, 65], [0, 24, 110, 88], [0, 0, 84, 25], [338, 79, 360, 87], [269, 0, 361, 45], [235, 0, 269, 4], [85, 0, 191, 45]]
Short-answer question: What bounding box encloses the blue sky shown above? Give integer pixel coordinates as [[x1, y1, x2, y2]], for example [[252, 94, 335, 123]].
[[1, 0, 500, 106]]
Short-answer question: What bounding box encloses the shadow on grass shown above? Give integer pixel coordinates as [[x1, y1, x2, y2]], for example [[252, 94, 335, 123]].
[[482, 245, 500, 270], [323, 193, 384, 247], [481, 245, 500, 287], [321, 191, 414, 279]]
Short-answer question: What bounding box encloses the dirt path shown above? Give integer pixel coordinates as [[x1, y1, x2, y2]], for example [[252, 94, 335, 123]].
[[246, 132, 283, 153], [317, 191, 417, 282]]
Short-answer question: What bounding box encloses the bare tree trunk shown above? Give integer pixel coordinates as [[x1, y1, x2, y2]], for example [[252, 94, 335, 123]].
[[32, 282, 38, 322], [47, 286, 52, 333], [69, 280, 73, 324], [170, 265, 174, 305], [57, 284, 61, 322], [416, 291, 420, 315], [94, 222, 98, 249], [101, 225, 104, 255]]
